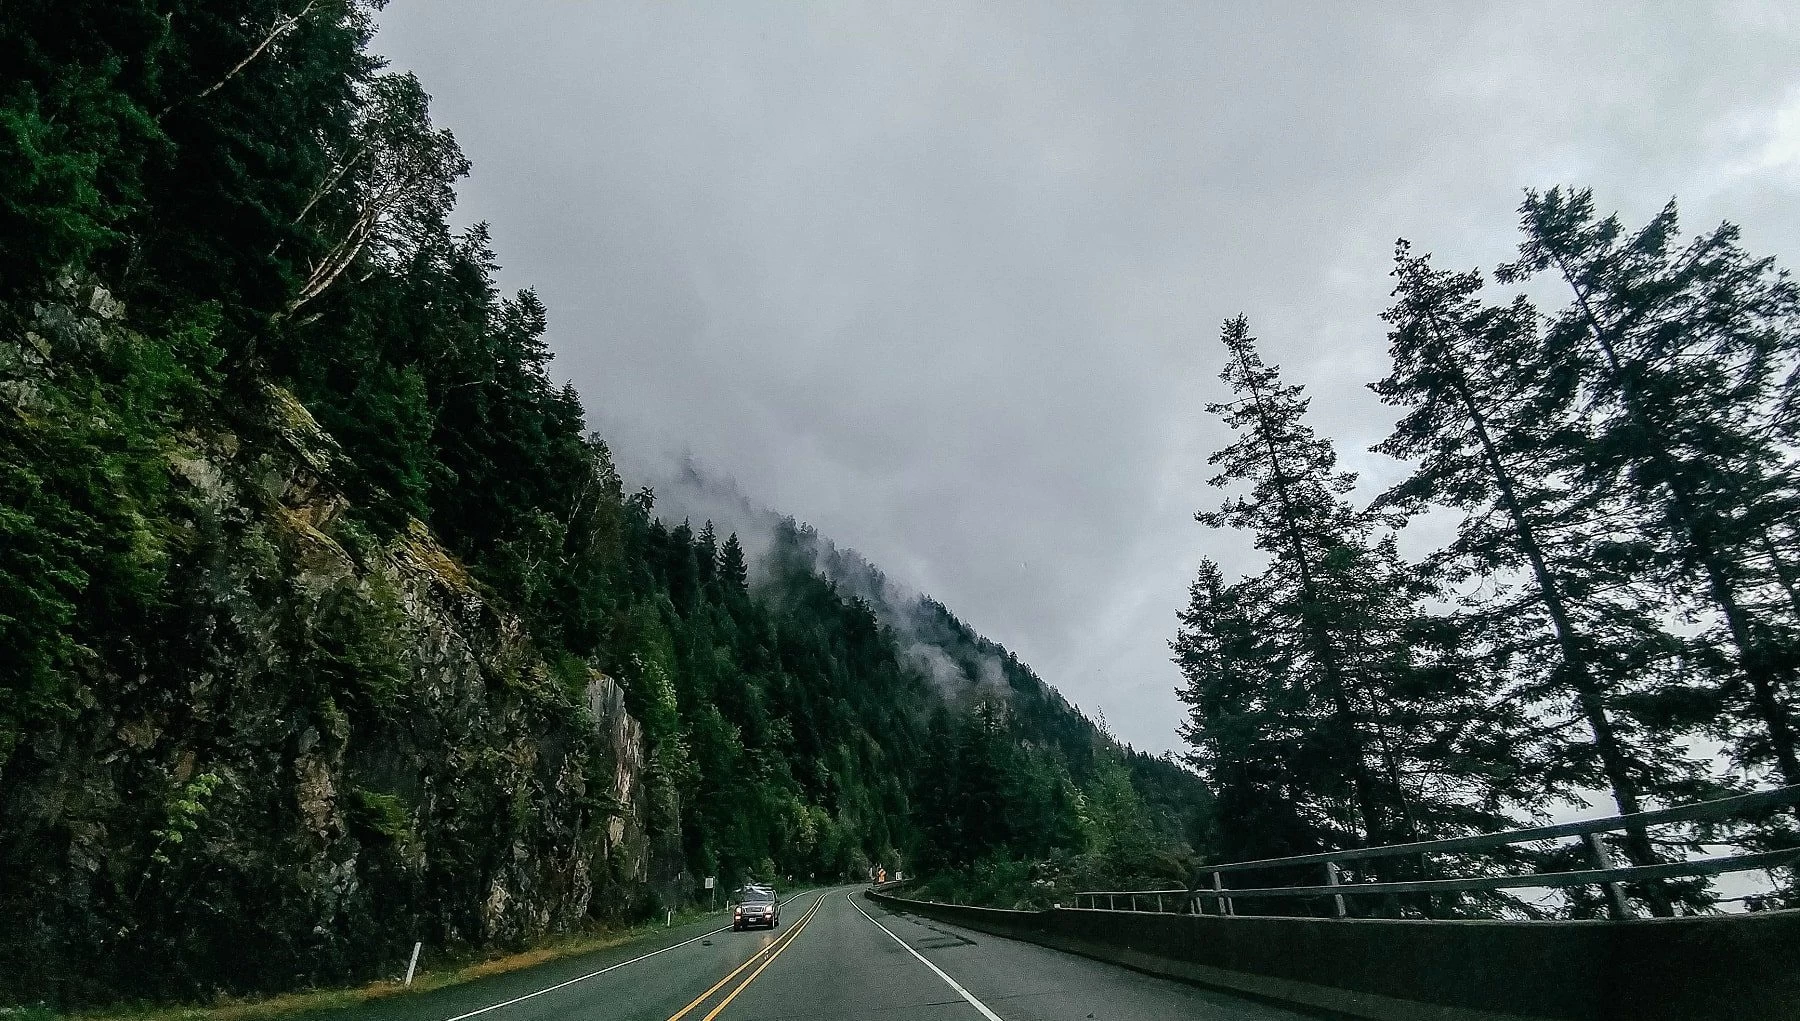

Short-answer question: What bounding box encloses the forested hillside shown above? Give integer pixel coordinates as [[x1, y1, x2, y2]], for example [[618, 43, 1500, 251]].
[[766, 520, 1210, 891], [1175, 194, 1800, 918], [17, 0, 1788, 1008], [0, 2, 1206, 1007]]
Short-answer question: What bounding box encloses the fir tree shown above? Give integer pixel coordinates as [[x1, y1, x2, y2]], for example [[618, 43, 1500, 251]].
[[1192, 316, 1421, 851], [718, 532, 750, 595], [1499, 189, 1800, 788], [1173, 560, 1321, 861], [1374, 244, 1706, 912]]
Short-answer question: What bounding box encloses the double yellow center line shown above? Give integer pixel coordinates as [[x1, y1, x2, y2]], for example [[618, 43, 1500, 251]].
[[665, 891, 828, 1021]]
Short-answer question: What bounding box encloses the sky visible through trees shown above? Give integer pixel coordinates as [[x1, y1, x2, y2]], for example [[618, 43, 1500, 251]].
[[1175, 193, 1800, 915], [370, 2, 1800, 759], [1, 2, 1798, 1005]]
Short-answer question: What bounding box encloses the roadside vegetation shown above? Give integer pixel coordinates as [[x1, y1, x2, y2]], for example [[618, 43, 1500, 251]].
[[1, 2, 1203, 1009], [23, 904, 726, 1021], [1175, 194, 1800, 917]]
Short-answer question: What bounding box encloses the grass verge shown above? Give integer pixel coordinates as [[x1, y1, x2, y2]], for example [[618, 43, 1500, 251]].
[[33, 907, 727, 1021]]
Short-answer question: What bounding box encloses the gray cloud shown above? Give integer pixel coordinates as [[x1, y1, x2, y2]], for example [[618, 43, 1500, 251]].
[[377, 1, 1800, 753]]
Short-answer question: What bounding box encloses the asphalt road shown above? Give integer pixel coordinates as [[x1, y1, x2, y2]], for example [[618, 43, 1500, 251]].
[[319, 887, 1311, 1021]]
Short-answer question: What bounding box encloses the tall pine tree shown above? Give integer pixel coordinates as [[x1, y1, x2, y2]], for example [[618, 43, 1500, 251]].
[[1375, 244, 1710, 913], [1185, 317, 1434, 855], [1499, 189, 1800, 788]]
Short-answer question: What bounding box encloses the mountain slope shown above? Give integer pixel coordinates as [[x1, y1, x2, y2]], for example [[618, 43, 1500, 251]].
[[0, 4, 1210, 1006], [2, 282, 647, 1004]]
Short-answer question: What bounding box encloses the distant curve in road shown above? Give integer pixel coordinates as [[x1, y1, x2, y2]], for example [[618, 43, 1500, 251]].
[[324, 886, 1309, 1021]]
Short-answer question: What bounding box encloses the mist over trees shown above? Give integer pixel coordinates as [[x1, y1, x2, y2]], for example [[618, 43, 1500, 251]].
[[7, 4, 1795, 1005], [1175, 189, 1800, 917], [0, 2, 1203, 1002]]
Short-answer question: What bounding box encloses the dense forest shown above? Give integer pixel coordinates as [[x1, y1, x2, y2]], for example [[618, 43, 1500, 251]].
[[1175, 192, 1800, 917], [0, 2, 1204, 1007], [8, 0, 1794, 1009]]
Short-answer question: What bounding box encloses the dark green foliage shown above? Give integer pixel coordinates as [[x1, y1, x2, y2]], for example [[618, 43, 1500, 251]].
[[1180, 318, 1524, 869], [0, 2, 162, 317], [1, 288, 223, 767], [1497, 189, 1800, 788], [1174, 560, 1322, 863], [911, 700, 1178, 909], [1183, 191, 1798, 919], [0, 5, 1208, 1004]]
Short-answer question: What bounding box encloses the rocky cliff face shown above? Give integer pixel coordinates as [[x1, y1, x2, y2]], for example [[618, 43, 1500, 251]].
[[0, 283, 647, 1006]]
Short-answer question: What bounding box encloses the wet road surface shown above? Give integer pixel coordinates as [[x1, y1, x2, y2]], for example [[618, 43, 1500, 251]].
[[315, 887, 1310, 1021]]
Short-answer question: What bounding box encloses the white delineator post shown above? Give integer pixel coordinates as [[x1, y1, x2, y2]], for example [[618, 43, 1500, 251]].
[[404, 941, 423, 986]]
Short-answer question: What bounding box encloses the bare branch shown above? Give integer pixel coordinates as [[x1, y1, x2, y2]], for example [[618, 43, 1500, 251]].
[[160, 1, 322, 118]]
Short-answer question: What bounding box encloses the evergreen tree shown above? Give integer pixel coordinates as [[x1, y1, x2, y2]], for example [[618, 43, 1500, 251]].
[[1374, 244, 1707, 913], [1499, 189, 1800, 788], [718, 532, 750, 595], [696, 521, 719, 590], [1190, 317, 1421, 852], [1173, 561, 1320, 861]]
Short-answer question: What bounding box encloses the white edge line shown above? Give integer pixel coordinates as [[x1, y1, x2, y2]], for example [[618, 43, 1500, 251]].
[[438, 890, 823, 1021], [438, 925, 730, 1021], [849, 895, 1006, 1021]]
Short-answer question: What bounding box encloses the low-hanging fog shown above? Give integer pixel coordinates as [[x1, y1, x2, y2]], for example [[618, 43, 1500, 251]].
[[376, 1, 1800, 754]]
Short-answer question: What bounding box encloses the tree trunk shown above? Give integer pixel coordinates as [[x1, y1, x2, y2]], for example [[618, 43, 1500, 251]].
[[1761, 533, 1800, 621], [1419, 307, 1673, 914], [1552, 260, 1800, 788], [1237, 354, 1390, 849], [160, 1, 322, 118]]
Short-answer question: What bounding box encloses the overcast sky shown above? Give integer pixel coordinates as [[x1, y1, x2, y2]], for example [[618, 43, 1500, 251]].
[[377, 2, 1800, 755]]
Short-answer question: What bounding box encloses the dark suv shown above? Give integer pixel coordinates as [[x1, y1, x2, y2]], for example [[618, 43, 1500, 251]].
[[732, 887, 779, 930]]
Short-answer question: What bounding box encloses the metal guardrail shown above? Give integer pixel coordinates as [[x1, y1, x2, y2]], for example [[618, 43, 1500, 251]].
[[1071, 786, 1800, 920]]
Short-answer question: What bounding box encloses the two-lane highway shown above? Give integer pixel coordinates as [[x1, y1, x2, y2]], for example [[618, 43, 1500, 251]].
[[321, 887, 1309, 1021]]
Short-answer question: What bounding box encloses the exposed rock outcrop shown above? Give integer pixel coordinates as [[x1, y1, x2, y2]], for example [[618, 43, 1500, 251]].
[[0, 283, 648, 1005]]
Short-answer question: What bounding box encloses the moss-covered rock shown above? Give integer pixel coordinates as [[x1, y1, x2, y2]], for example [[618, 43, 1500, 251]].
[[0, 287, 647, 1007]]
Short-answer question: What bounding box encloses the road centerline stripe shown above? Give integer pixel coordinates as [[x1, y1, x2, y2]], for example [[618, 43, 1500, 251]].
[[850, 896, 1007, 1021], [436, 922, 735, 1021], [666, 891, 825, 1021], [695, 891, 825, 1021]]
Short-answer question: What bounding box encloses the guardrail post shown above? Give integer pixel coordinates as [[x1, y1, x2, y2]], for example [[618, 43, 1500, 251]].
[[1060, 788, 1796, 926], [1584, 833, 1633, 920], [1419, 852, 1436, 919]]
